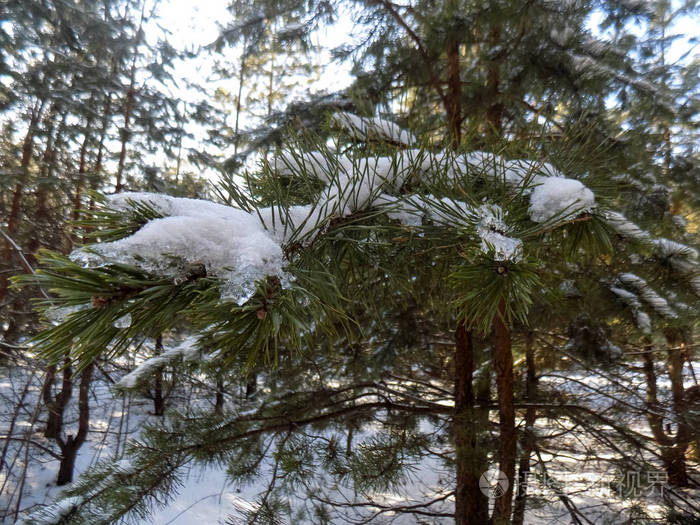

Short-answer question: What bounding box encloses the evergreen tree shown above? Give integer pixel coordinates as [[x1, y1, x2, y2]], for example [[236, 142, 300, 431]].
[[5, 0, 699, 523]]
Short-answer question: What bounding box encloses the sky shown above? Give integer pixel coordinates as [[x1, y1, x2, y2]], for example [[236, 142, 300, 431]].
[[142, 0, 355, 179]]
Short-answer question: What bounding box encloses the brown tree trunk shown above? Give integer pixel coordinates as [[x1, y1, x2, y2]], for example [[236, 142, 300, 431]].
[[1, 100, 45, 304], [492, 300, 515, 525], [446, 39, 462, 149], [56, 362, 93, 485], [116, 58, 137, 193], [27, 105, 61, 255], [215, 376, 224, 414], [42, 356, 73, 440], [485, 27, 504, 135], [152, 334, 166, 416], [56, 442, 78, 486], [664, 332, 690, 487], [642, 342, 689, 488], [512, 333, 537, 525], [245, 373, 258, 399], [67, 104, 96, 251], [454, 323, 489, 525], [233, 46, 247, 157]]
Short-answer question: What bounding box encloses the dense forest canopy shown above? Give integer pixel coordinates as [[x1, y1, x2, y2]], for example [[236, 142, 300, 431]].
[[0, 0, 698, 524]]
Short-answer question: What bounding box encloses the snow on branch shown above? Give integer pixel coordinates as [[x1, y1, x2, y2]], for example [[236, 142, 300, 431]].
[[602, 211, 652, 242], [117, 337, 201, 389], [330, 111, 416, 146], [609, 285, 652, 333], [616, 273, 677, 319], [72, 116, 601, 305], [602, 213, 699, 296]]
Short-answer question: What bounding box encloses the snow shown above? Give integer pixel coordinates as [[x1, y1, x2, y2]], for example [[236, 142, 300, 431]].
[[603, 211, 652, 241], [118, 337, 202, 389], [653, 238, 699, 261], [609, 285, 652, 333], [475, 204, 523, 262], [528, 177, 595, 223], [73, 193, 293, 305], [275, 151, 334, 182], [617, 273, 677, 319], [653, 238, 700, 295], [330, 111, 415, 146]]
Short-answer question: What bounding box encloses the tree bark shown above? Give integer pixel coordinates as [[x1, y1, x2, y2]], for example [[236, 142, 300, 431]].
[[245, 373, 258, 399], [56, 362, 93, 485], [27, 104, 61, 255], [454, 323, 489, 525], [512, 333, 537, 525], [664, 332, 691, 487], [446, 39, 462, 149], [152, 334, 165, 416], [492, 300, 515, 525], [215, 376, 224, 414], [1, 100, 45, 304], [116, 64, 135, 194], [642, 341, 689, 488], [485, 27, 504, 135], [42, 356, 73, 440]]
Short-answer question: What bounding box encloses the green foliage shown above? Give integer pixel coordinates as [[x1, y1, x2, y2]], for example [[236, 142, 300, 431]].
[[451, 256, 543, 334], [13, 251, 216, 370]]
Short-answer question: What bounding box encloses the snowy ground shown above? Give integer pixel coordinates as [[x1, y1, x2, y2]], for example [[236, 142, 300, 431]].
[[0, 354, 698, 524]]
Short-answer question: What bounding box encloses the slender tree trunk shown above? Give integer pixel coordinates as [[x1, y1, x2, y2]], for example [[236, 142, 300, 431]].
[[245, 373, 257, 399], [89, 92, 112, 215], [56, 444, 78, 486], [454, 323, 488, 525], [485, 27, 504, 135], [27, 105, 60, 255], [4, 101, 45, 252], [642, 342, 689, 487], [664, 332, 690, 487], [446, 39, 462, 149], [42, 356, 73, 440], [215, 376, 224, 414], [56, 362, 93, 485], [116, 58, 136, 194], [67, 105, 95, 251], [152, 334, 165, 416], [175, 102, 185, 184], [512, 333, 537, 525], [233, 44, 247, 157], [492, 300, 515, 525], [1, 100, 45, 304]]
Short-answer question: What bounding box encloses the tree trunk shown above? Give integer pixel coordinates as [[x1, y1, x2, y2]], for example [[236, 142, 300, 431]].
[[1, 100, 45, 304], [152, 334, 166, 416], [67, 103, 96, 251], [664, 332, 690, 487], [233, 43, 247, 157], [42, 357, 73, 440], [116, 58, 137, 193], [512, 333, 537, 525], [245, 373, 257, 399], [56, 362, 93, 486], [492, 300, 515, 525], [454, 323, 489, 525], [56, 442, 78, 486], [27, 104, 61, 255], [642, 342, 689, 488], [446, 39, 462, 149], [485, 26, 504, 135], [215, 376, 224, 414]]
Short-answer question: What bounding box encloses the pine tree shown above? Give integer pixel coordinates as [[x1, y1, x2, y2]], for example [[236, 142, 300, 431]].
[[7, 0, 700, 523]]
